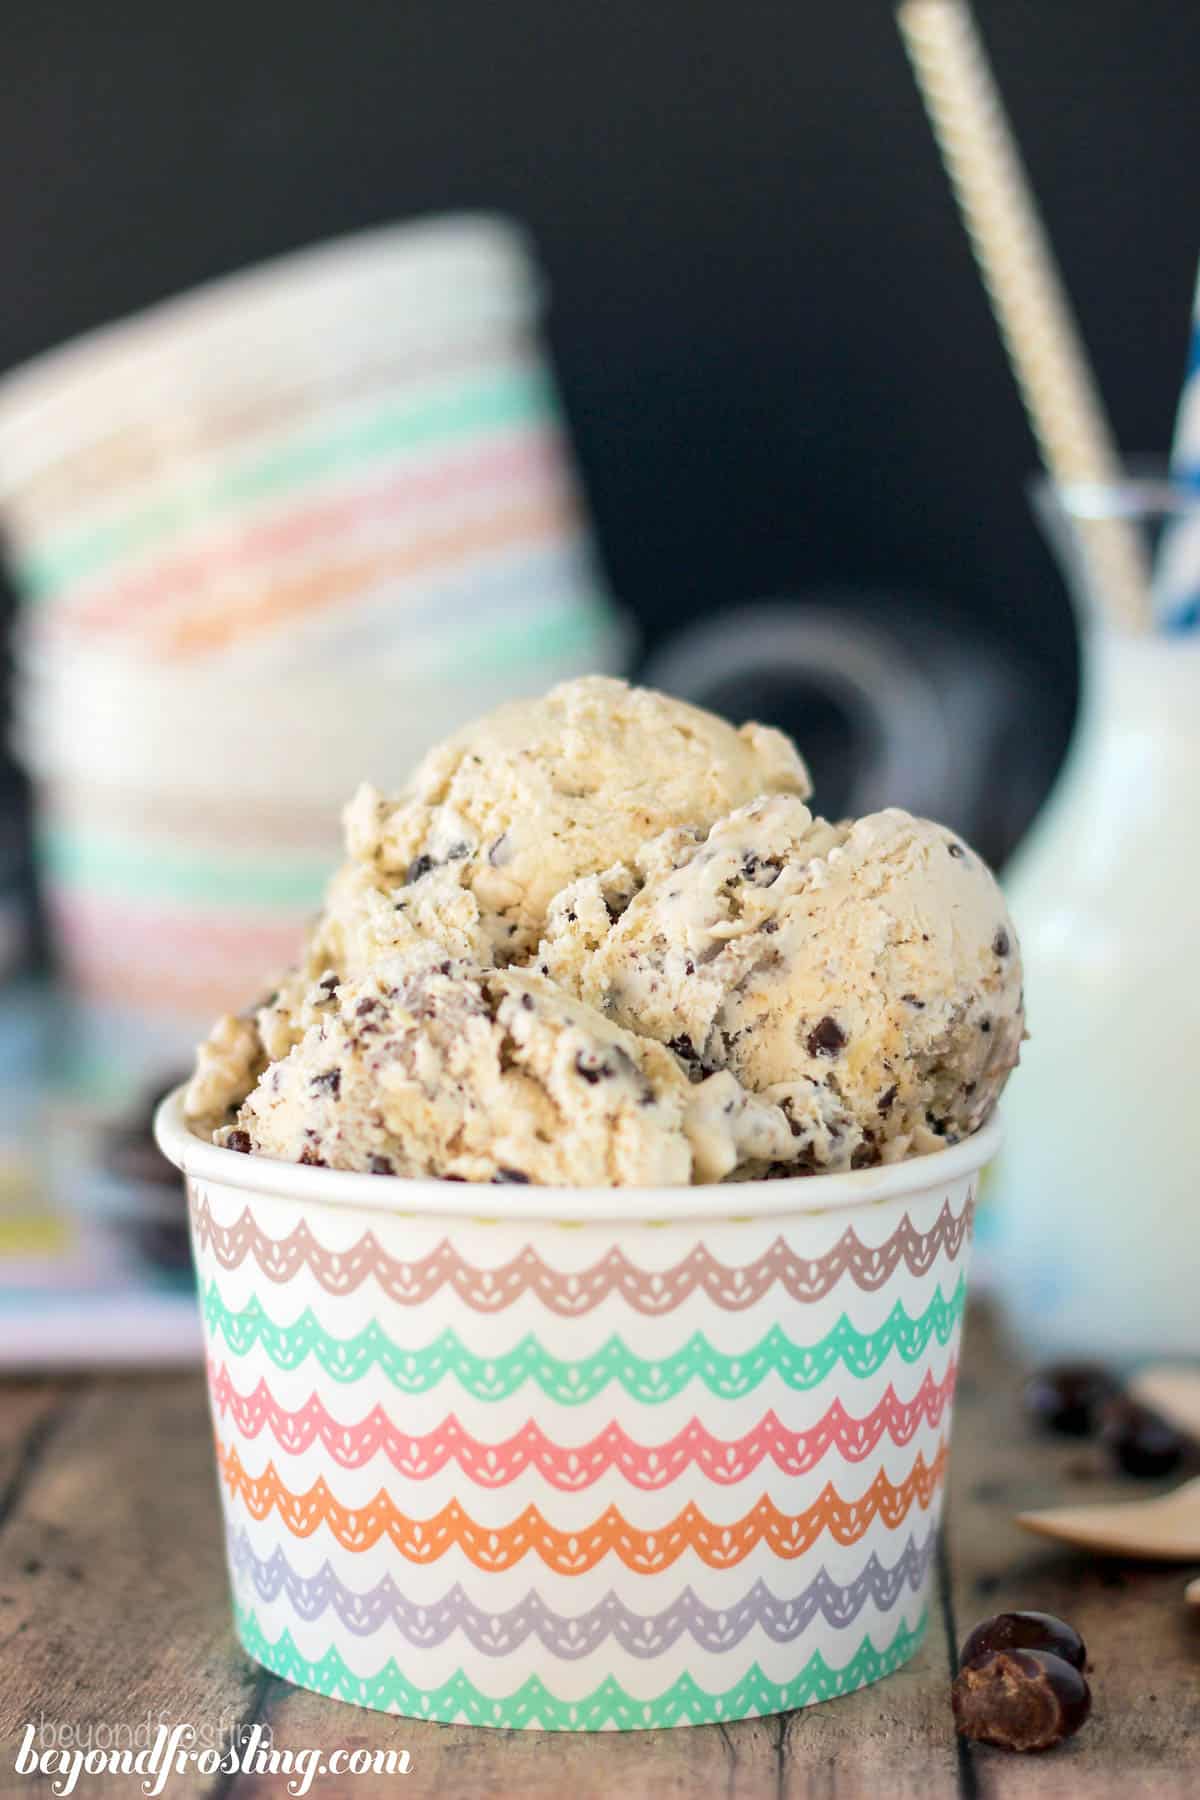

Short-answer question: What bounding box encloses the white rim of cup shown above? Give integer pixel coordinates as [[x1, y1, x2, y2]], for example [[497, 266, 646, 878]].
[[155, 1084, 1002, 1224], [0, 215, 542, 485]]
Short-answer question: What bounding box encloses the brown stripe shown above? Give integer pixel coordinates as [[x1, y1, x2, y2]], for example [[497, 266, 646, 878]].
[[189, 1187, 974, 1314]]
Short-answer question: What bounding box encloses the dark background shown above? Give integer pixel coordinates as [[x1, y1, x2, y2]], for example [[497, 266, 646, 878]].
[[1, 0, 1197, 804]]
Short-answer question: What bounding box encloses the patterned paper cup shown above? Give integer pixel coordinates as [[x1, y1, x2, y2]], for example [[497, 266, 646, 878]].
[[156, 1092, 997, 1731]]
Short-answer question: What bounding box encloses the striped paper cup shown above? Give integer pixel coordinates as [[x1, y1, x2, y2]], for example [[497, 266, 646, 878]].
[[0, 215, 615, 670], [16, 626, 631, 1028], [156, 1092, 995, 1731]]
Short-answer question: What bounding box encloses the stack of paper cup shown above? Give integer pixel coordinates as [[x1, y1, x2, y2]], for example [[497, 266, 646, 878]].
[[0, 215, 628, 1119]]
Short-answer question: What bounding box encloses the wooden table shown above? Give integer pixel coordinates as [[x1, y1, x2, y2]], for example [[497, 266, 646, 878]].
[[0, 1304, 1196, 1798]]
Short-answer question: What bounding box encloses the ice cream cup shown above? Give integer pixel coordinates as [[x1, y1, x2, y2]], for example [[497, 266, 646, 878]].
[[156, 1090, 997, 1731]]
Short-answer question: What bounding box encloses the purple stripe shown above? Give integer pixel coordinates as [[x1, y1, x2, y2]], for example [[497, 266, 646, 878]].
[[224, 1526, 937, 1658]]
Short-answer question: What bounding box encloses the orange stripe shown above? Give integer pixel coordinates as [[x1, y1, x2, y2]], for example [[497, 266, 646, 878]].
[[159, 492, 578, 657], [215, 1435, 949, 1571], [71, 430, 561, 636]]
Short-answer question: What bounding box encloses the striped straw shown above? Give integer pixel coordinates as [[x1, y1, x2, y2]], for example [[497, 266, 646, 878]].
[[898, 0, 1151, 632]]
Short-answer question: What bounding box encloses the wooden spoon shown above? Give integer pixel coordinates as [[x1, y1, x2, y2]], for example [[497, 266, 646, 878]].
[[1128, 1365, 1200, 1443], [1016, 1476, 1200, 1560]]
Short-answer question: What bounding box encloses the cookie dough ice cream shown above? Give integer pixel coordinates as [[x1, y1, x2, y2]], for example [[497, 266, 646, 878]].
[[214, 942, 804, 1186], [186, 676, 1023, 1184], [542, 793, 1024, 1170], [343, 672, 810, 962]]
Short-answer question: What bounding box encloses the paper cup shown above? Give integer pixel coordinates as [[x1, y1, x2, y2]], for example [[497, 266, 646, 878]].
[[157, 1092, 995, 1731], [0, 214, 617, 674], [17, 618, 631, 1027]]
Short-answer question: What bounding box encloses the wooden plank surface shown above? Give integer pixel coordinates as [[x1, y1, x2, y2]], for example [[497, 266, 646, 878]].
[[0, 1377, 263, 1799], [945, 1308, 1200, 1800], [0, 1308, 1195, 1798]]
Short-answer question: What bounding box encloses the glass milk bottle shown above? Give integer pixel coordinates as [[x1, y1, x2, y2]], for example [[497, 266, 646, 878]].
[[991, 479, 1200, 1363]]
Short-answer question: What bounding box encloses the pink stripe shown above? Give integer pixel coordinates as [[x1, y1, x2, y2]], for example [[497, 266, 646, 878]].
[[207, 1359, 959, 1490], [62, 429, 564, 636], [48, 890, 304, 966]]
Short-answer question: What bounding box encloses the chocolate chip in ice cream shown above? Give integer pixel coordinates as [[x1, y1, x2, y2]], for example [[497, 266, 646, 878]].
[[994, 927, 1011, 957], [574, 1050, 615, 1084], [807, 1016, 846, 1057], [406, 853, 437, 884], [226, 1130, 252, 1154]]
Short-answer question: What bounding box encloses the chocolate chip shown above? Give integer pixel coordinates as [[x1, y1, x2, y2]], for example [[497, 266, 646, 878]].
[[947, 841, 966, 859], [740, 852, 782, 885], [667, 1034, 705, 1081], [565, 908, 578, 923], [877, 1084, 897, 1115], [994, 927, 1011, 957], [684, 959, 695, 976], [520, 993, 534, 1011], [406, 853, 436, 884], [356, 997, 379, 1017], [806, 1016, 846, 1058], [851, 1142, 881, 1169], [980, 1017, 992, 1033], [1100, 1398, 1188, 1478], [901, 993, 925, 1009], [225, 1129, 252, 1155], [960, 1612, 1087, 1674], [368, 1154, 394, 1176], [446, 841, 469, 861], [574, 1051, 614, 1084], [311, 1069, 341, 1098], [299, 1147, 327, 1167], [952, 1649, 1091, 1752], [1023, 1364, 1119, 1438], [318, 972, 339, 995], [493, 1167, 530, 1184], [762, 917, 780, 934]]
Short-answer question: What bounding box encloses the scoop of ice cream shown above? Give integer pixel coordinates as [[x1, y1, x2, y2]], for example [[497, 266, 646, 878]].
[[541, 794, 1023, 1170], [186, 677, 809, 1134], [341, 674, 810, 962], [217, 944, 807, 1186]]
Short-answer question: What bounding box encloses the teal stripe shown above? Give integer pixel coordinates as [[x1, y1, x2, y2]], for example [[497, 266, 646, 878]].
[[235, 1604, 927, 1727], [22, 366, 557, 598], [449, 595, 617, 675], [40, 826, 332, 912], [202, 1274, 967, 1401]]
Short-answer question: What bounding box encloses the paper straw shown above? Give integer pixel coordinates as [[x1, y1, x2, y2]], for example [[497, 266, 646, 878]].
[[898, 0, 1151, 632]]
